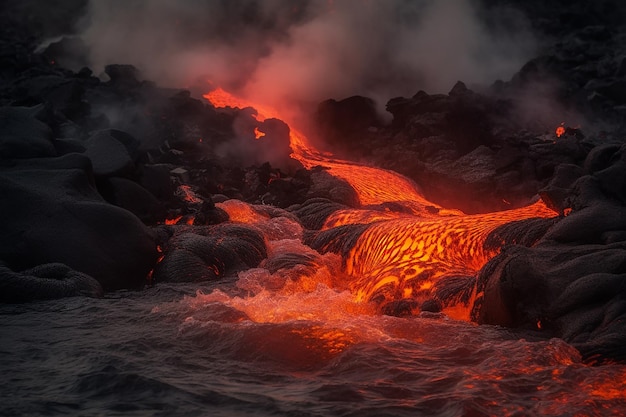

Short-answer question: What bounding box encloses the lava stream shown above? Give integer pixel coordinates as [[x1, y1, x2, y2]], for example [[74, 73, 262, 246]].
[[203, 87, 558, 318], [204, 88, 441, 212]]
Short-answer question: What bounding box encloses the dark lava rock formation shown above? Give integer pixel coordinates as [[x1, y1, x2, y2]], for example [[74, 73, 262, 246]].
[[473, 143, 626, 362]]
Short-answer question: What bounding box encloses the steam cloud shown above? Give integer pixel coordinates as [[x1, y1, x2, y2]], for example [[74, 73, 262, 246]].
[[77, 0, 536, 113]]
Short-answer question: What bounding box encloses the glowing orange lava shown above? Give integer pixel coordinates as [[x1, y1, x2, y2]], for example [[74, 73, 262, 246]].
[[203, 86, 558, 318], [556, 123, 566, 138], [336, 200, 555, 319], [216, 199, 268, 224], [164, 215, 183, 225]]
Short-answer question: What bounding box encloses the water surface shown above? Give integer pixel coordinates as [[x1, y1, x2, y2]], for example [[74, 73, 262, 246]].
[[2, 279, 625, 417]]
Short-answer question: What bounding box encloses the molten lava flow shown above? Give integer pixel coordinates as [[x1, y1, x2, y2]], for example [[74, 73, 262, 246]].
[[335, 200, 555, 319], [203, 87, 558, 319], [216, 199, 268, 224]]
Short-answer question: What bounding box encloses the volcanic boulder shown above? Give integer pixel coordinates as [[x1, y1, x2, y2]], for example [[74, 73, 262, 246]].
[[0, 262, 103, 303], [153, 223, 267, 283], [97, 176, 165, 224], [305, 168, 360, 208], [83, 129, 138, 178], [0, 153, 158, 296], [474, 143, 626, 362]]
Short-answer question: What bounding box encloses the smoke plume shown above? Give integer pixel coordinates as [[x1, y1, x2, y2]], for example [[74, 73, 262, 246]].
[[77, 0, 536, 115]]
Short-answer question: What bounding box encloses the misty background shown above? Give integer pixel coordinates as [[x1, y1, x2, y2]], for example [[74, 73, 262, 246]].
[[74, 0, 537, 114]]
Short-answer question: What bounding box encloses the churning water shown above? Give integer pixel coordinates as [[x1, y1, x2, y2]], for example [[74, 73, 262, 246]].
[[2, 274, 625, 417]]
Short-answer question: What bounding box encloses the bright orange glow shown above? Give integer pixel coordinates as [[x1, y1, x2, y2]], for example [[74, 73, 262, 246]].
[[204, 87, 272, 118], [340, 200, 555, 319], [204, 86, 558, 318], [556, 123, 566, 138], [216, 199, 268, 224], [164, 216, 183, 225], [178, 184, 203, 204], [586, 368, 626, 400], [254, 127, 265, 139], [459, 354, 626, 413], [291, 325, 355, 355]]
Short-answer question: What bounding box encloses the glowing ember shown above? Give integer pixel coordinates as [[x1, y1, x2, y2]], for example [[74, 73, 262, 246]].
[[254, 127, 265, 139], [556, 123, 566, 138], [164, 215, 183, 225], [177, 184, 203, 204]]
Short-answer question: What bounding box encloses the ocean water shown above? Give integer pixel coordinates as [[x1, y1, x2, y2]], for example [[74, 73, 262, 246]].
[[2, 277, 625, 417]]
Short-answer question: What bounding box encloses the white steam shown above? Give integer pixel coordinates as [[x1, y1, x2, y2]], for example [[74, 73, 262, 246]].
[[77, 0, 536, 112]]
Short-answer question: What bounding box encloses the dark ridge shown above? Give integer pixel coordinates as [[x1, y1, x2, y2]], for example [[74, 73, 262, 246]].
[[0, 262, 103, 303], [433, 275, 477, 307], [289, 198, 349, 230], [484, 216, 560, 251], [153, 224, 267, 283], [263, 253, 319, 274], [304, 223, 371, 260]]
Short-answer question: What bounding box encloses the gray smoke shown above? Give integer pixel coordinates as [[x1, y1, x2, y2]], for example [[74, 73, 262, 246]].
[[77, 0, 536, 114]]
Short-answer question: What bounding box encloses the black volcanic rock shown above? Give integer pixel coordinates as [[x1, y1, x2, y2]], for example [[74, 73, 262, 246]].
[[104, 64, 142, 89], [40, 36, 89, 70], [2, 0, 626, 366], [538, 163, 584, 213], [153, 224, 267, 283], [0, 106, 55, 158], [475, 240, 626, 362], [83, 129, 136, 177], [306, 168, 360, 208], [475, 142, 626, 362], [192, 200, 229, 226], [289, 198, 350, 231], [13, 74, 88, 120], [0, 154, 158, 294], [443, 82, 496, 152], [0, 262, 103, 303], [138, 163, 175, 201], [315, 95, 382, 152], [98, 176, 165, 224]]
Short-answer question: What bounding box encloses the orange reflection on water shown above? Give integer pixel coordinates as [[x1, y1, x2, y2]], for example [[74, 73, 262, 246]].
[[291, 325, 356, 355]]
